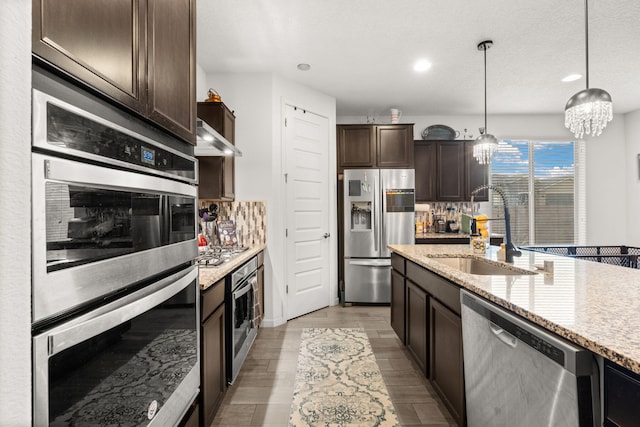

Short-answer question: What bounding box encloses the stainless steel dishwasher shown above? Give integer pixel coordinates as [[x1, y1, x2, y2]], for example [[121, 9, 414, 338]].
[[460, 290, 600, 427]]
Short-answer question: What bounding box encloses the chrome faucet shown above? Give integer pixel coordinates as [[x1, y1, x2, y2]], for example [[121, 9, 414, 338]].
[[470, 184, 521, 263]]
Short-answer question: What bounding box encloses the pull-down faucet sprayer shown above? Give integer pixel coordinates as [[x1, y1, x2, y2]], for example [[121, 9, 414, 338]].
[[470, 184, 521, 263]]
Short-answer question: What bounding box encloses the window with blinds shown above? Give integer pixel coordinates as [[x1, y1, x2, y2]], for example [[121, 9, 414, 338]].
[[489, 140, 583, 246]]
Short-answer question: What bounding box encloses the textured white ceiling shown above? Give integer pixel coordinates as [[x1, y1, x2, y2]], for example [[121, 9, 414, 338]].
[[197, 0, 640, 116]]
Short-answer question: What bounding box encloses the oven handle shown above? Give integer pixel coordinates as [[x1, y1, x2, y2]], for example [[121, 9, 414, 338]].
[[45, 265, 198, 356], [37, 153, 197, 198], [233, 273, 257, 300]]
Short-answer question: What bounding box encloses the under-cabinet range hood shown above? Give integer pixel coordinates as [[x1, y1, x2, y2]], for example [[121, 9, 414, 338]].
[[194, 119, 242, 157]]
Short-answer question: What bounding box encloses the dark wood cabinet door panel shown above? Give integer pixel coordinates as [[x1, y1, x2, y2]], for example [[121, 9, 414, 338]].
[[33, 0, 145, 111], [202, 303, 226, 427], [406, 281, 428, 375], [198, 156, 225, 200], [147, 0, 196, 144], [465, 141, 489, 201], [414, 141, 437, 202], [391, 270, 406, 344], [377, 125, 414, 168], [436, 141, 465, 201], [429, 298, 465, 427], [337, 125, 375, 169], [197, 102, 236, 200]]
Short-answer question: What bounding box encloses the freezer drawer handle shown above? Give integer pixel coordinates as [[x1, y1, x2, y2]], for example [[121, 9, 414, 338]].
[[348, 260, 391, 267], [490, 322, 517, 348]]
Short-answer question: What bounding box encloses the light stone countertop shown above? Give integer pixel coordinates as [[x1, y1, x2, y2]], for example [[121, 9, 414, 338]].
[[198, 243, 266, 291], [389, 243, 640, 374], [415, 232, 470, 239]]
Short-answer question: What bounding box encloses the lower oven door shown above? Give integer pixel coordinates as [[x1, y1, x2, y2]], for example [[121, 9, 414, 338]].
[[33, 265, 200, 426]]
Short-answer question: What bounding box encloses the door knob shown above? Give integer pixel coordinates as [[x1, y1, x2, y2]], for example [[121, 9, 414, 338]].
[[323, 233, 330, 239]]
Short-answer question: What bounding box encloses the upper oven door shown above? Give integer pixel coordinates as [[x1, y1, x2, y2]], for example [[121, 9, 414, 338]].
[[32, 152, 198, 325]]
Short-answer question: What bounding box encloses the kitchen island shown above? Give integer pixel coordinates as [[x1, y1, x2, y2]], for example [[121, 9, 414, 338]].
[[390, 243, 640, 426], [390, 243, 640, 374]]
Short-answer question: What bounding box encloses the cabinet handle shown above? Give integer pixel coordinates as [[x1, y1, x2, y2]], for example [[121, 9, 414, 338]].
[[323, 232, 330, 239]]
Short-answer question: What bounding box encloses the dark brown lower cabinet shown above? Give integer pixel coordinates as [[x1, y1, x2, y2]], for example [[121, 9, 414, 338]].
[[406, 281, 428, 375], [429, 298, 465, 427], [604, 360, 640, 426], [201, 279, 226, 427], [392, 255, 467, 426], [390, 270, 405, 344]]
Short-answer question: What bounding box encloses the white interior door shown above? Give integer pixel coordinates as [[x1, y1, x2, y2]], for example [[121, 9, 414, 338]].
[[284, 104, 331, 320]]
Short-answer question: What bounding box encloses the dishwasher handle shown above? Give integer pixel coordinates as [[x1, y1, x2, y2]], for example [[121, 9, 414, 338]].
[[490, 322, 517, 348]]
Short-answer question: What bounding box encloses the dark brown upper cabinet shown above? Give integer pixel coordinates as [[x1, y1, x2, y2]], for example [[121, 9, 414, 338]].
[[437, 141, 465, 201], [376, 125, 414, 168], [33, 0, 196, 145], [197, 102, 236, 201], [464, 141, 489, 201], [414, 141, 437, 202], [146, 0, 196, 144], [337, 124, 414, 170], [414, 140, 489, 202]]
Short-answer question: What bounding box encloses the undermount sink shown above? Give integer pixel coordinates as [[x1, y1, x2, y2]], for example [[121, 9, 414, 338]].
[[430, 257, 537, 276]]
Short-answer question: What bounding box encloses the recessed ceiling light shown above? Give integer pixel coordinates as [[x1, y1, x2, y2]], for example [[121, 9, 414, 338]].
[[297, 63, 311, 71], [562, 73, 582, 82], [413, 59, 432, 72]]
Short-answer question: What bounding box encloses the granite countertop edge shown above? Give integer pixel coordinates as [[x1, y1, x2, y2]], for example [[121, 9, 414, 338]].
[[389, 243, 640, 375], [198, 243, 267, 291]]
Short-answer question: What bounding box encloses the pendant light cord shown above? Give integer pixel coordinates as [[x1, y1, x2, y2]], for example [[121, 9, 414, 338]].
[[585, 0, 590, 89], [483, 44, 488, 132]]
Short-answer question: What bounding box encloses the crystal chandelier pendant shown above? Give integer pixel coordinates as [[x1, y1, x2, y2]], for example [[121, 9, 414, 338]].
[[564, 0, 613, 138], [473, 40, 498, 165], [473, 132, 498, 165], [564, 88, 613, 138]]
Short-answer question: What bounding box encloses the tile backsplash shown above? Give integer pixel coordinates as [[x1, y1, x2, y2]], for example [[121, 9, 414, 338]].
[[199, 200, 266, 247]]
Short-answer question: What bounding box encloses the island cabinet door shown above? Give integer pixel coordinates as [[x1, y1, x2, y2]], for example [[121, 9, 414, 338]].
[[406, 281, 429, 375], [429, 298, 465, 427]]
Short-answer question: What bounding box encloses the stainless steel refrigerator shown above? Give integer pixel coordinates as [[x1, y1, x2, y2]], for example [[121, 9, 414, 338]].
[[343, 169, 415, 303]]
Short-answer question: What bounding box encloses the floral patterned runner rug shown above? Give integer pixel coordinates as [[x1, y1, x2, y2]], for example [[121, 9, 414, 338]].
[[288, 327, 400, 426]]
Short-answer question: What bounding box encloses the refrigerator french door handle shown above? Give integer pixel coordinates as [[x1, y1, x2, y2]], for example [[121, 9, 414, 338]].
[[380, 173, 385, 251], [373, 173, 379, 253]]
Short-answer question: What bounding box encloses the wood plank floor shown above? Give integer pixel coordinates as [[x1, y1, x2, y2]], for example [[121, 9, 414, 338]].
[[211, 305, 458, 426]]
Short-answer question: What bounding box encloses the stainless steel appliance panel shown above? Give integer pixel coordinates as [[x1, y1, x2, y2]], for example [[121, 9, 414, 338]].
[[226, 256, 259, 384], [32, 89, 197, 183], [344, 258, 392, 303], [380, 169, 415, 257], [461, 290, 599, 427], [32, 153, 198, 324], [343, 169, 414, 303], [343, 169, 380, 258], [33, 265, 200, 426]]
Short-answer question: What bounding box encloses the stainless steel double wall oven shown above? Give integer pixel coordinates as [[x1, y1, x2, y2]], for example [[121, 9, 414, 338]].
[[31, 68, 200, 426]]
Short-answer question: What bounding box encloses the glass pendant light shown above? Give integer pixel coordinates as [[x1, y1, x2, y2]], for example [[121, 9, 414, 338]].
[[473, 40, 498, 165], [564, 0, 612, 138]]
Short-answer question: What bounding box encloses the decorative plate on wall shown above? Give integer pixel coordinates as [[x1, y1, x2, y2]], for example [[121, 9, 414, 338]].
[[421, 124, 458, 140]]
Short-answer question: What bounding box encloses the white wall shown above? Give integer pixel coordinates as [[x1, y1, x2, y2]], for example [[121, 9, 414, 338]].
[[0, 0, 32, 423], [625, 109, 640, 246], [205, 72, 336, 326], [340, 113, 629, 245]]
